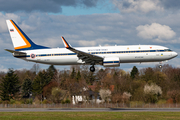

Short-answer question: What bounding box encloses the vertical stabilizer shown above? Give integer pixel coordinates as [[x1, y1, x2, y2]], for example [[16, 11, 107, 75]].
[[6, 20, 49, 51]]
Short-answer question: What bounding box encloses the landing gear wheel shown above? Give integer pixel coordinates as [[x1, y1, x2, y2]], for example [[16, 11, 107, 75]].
[[159, 65, 162, 68], [90, 66, 95, 72]]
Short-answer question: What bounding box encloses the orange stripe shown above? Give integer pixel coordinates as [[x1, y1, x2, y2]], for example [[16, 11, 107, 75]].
[[61, 36, 69, 48], [10, 20, 31, 50]]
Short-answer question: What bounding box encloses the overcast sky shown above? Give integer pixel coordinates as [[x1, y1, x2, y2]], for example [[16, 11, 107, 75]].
[[0, 0, 180, 72]]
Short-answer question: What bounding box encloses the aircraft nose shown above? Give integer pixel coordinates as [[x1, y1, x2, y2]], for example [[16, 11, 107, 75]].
[[173, 52, 178, 57]]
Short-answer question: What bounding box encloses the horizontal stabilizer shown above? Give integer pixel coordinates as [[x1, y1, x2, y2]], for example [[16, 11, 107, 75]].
[[5, 49, 26, 57], [5, 49, 25, 54]]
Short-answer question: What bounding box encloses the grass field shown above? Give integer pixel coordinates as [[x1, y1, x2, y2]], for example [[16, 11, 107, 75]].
[[0, 112, 180, 120]]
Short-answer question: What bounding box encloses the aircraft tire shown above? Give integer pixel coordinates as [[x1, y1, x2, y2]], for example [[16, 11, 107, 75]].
[[90, 66, 95, 72], [159, 65, 162, 68]]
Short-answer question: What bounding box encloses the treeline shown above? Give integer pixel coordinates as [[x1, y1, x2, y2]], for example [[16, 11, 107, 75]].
[[0, 64, 180, 104]]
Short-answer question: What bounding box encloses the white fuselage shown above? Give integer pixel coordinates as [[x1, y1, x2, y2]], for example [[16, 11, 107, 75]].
[[6, 20, 178, 69], [18, 45, 177, 65]]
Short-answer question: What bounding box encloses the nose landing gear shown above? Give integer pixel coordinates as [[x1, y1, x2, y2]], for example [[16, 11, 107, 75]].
[[159, 65, 162, 68], [159, 61, 163, 68]]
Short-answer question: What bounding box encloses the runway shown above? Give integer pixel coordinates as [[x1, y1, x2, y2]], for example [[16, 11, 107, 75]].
[[0, 108, 180, 112]]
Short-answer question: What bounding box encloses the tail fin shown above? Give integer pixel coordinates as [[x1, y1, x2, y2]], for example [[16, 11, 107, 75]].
[[6, 20, 49, 51]]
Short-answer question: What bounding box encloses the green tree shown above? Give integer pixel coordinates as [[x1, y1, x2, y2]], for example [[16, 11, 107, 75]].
[[22, 78, 32, 97], [47, 65, 56, 79], [0, 69, 20, 101], [130, 66, 138, 79], [51, 87, 67, 103], [75, 70, 81, 82], [32, 70, 51, 100], [87, 72, 96, 85], [60, 70, 70, 90], [142, 67, 154, 82], [70, 67, 76, 79]]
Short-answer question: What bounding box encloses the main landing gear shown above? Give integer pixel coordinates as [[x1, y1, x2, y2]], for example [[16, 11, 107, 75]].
[[90, 65, 95, 72], [90, 61, 96, 72]]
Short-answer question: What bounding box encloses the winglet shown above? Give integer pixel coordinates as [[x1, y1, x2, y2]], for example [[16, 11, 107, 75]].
[[61, 36, 71, 48]]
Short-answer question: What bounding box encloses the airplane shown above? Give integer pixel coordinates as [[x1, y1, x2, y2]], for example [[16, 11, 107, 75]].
[[5, 20, 178, 72]]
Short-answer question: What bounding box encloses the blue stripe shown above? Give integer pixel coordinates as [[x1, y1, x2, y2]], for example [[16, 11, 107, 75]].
[[89, 50, 166, 54], [103, 61, 119, 63], [24, 49, 169, 58], [68, 53, 76, 55]]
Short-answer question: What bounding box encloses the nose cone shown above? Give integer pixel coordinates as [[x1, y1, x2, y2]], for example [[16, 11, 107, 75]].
[[173, 52, 178, 57]]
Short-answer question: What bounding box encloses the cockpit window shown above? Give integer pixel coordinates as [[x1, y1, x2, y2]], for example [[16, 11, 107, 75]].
[[165, 49, 172, 51]]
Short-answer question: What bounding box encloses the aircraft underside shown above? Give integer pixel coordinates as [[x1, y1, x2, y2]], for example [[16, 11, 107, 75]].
[[20, 53, 177, 72]]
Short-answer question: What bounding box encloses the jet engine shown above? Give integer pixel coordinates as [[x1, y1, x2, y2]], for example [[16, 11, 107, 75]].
[[103, 57, 120, 67]]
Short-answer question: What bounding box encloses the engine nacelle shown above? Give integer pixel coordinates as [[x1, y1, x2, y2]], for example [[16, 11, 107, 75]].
[[103, 57, 120, 67]]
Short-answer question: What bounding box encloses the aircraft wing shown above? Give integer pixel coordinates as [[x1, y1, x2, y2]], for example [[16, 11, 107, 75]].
[[61, 36, 103, 64]]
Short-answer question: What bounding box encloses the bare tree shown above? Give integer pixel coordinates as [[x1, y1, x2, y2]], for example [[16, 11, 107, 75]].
[[122, 92, 132, 103], [52, 70, 61, 87], [111, 93, 122, 103], [30, 64, 40, 74], [167, 90, 180, 103], [99, 89, 111, 103]]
